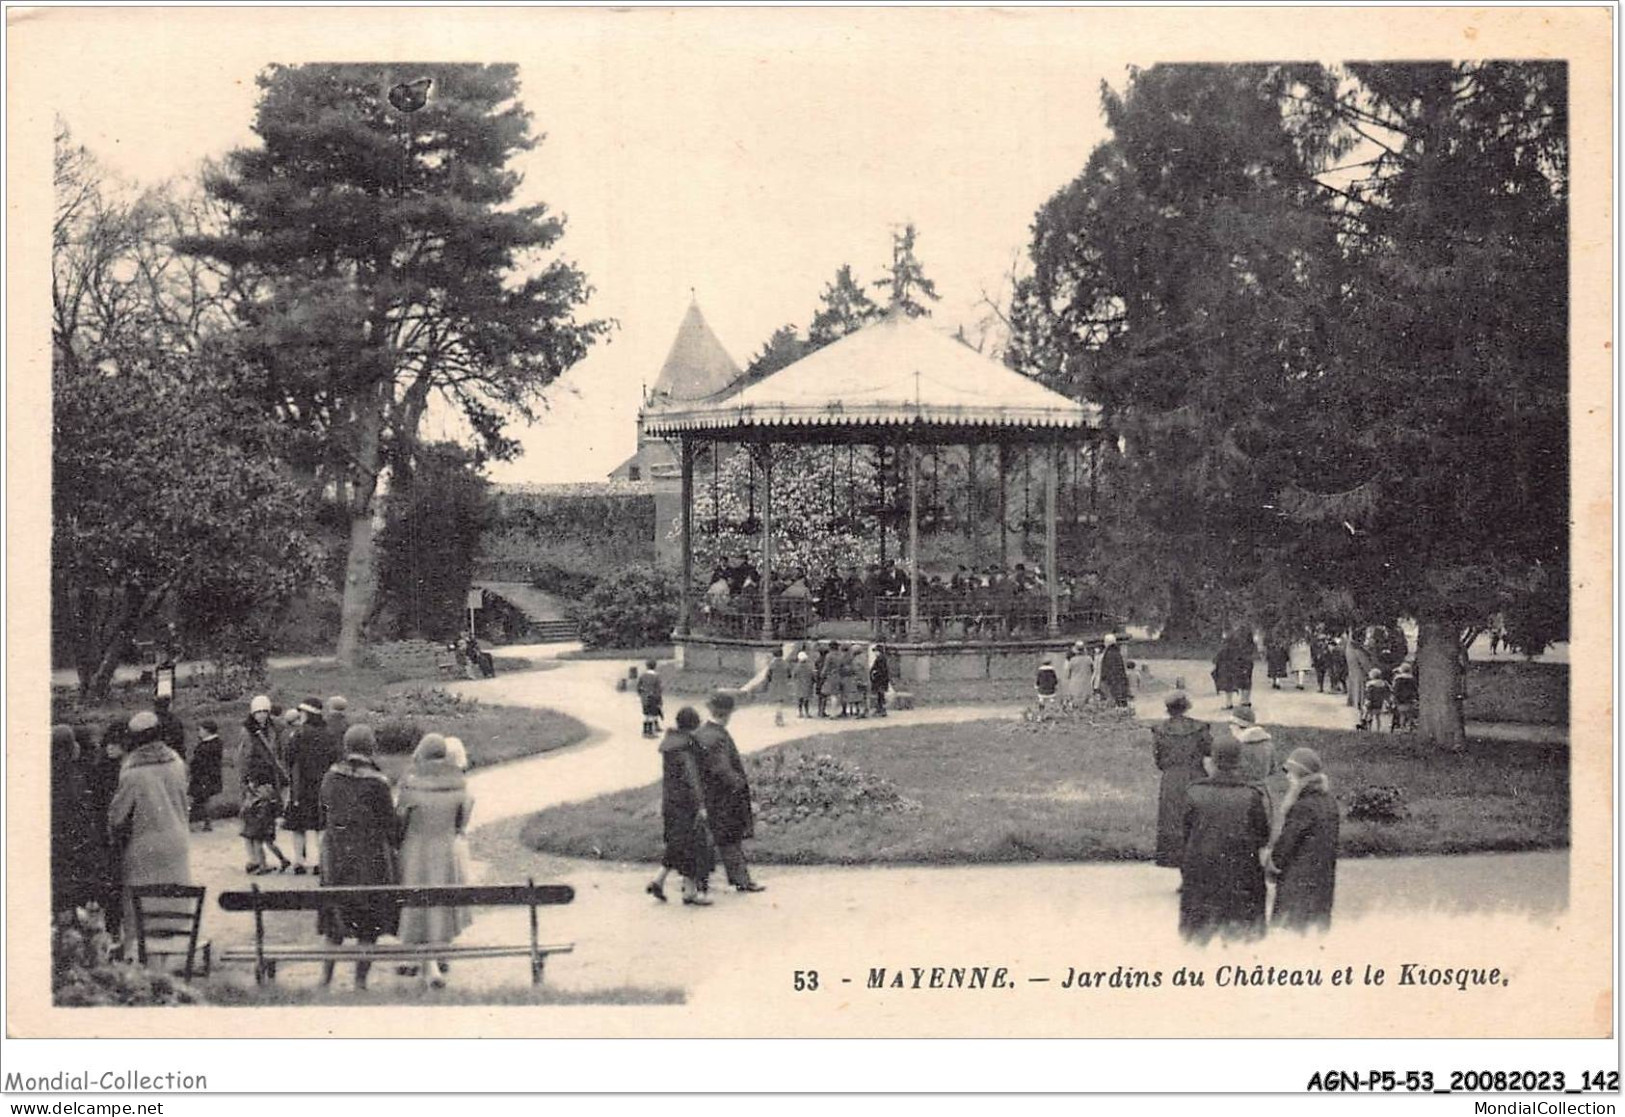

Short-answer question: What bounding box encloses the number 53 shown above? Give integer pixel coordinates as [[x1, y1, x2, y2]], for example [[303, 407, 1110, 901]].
[[794, 970, 819, 991]]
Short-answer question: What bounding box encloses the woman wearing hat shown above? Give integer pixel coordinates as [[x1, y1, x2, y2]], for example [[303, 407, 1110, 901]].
[[1098, 634, 1130, 707], [647, 707, 715, 906], [283, 697, 335, 875], [1179, 735, 1271, 944], [239, 695, 293, 874], [1227, 705, 1275, 788], [52, 724, 107, 916], [1151, 691, 1211, 871], [317, 724, 400, 988], [108, 711, 192, 957], [1268, 748, 1340, 932], [397, 733, 475, 987]]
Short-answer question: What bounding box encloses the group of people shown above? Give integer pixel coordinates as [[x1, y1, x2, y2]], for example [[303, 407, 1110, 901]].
[[237, 692, 478, 988], [647, 691, 766, 907], [50, 691, 479, 990], [776, 641, 892, 720], [1035, 634, 1131, 711], [1150, 692, 1339, 943]]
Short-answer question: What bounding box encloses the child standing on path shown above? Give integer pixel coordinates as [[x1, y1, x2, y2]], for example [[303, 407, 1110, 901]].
[[792, 651, 815, 718], [637, 659, 664, 739]]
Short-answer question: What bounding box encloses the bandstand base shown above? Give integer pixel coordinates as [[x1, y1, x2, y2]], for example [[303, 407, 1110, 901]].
[[674, 632, 1106, 685]]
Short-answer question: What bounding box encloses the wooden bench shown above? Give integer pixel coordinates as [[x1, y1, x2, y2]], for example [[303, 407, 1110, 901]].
[[217, 881, 574, 985]]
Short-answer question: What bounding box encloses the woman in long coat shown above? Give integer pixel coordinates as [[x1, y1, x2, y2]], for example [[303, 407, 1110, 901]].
[[1062, 645, 1091, 707], [239, 696, 292, 874], [318, 724, 399, 988], [1179, 737, 1271, 944], [283, 699, 334, 874], [52, 724, 108, 916], [84, 722, 128, 935], [107, 712, 192, 959], [1098, 635, 1130, 707], [397, 734, 475, 987], [646, 707, 716, 906], [1150, 693, 1211, 869], [1268, 747, 1340, 931], [1212, 629, 1256, 708]]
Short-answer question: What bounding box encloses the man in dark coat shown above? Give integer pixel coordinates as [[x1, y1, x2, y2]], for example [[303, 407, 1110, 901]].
[[1151, 692, 1211, 870], [693, 692, 765, 893], [317, 724, 399, 988], [1269, 747, 1339, 931], [1180, 737, 1271, 944], [869, 645, 891, 718], [186, 719, 225, 831]]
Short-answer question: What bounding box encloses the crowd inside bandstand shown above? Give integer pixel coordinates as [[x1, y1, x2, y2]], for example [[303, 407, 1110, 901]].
[[698, 554, 1110, 638]]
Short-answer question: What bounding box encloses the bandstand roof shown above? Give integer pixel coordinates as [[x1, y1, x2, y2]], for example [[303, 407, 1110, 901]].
[[642, 311, 1099, 443]]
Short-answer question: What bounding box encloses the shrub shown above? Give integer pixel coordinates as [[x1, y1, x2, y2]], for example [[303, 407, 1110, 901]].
[[375, 717, 423, 756], [392, 686, 478, 718], [1347, 784, 1407, 823], [747, 750, 915, 826], [53, 905, 201, 1007], [531, 558, 601, 601], [571, 565, 680, 649], [1008, 701, 1140, 733]]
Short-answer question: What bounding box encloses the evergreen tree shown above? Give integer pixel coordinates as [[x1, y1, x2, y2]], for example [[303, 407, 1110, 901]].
[[375, 441, 491, 640], [874, 222, 941, 317], [742, 323, 807, 382], [1293, 62, 1569, 748], [1016, 62, 1568, 748], [182, 64, 609, 665], [1020, 63, 1347, 640], [806, 264, 882, 348]]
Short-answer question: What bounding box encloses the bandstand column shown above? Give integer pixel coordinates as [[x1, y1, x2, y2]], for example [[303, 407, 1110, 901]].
[[997, 442, 1009, 568], [908, 443, 920, 638], [1045, 440, 1060, 636], [966, 443, 980, 572], [679, 437, 694, 636], [760, 444, 774, 641]]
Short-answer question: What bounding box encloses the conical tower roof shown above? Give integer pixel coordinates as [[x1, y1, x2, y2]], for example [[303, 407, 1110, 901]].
[[648, 301, 742, 403]]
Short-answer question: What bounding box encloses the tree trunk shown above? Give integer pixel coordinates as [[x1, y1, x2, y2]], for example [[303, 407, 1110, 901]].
[[1416, 617, 1467, 751], [335, 396, 386, 668], [77, 585, 139, 702]]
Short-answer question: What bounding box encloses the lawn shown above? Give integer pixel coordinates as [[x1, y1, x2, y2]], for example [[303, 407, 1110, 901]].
[[516, 715, 1568, 865], [54, 659, 589, 818], [557, 645, 674, 663]]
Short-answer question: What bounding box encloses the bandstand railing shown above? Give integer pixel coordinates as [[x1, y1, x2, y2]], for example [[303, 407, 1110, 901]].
[[685, 590, 1118, 643]]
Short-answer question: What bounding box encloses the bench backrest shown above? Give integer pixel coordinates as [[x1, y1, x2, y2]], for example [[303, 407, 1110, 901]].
[[218, 883, 573, 912]]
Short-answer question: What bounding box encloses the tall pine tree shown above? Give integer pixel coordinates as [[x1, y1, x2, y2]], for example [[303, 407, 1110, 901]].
[[183, 64, 608, 664]]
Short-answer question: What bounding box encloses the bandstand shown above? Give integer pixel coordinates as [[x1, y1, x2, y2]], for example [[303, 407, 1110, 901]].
[[642, 311, 1112, 684]]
